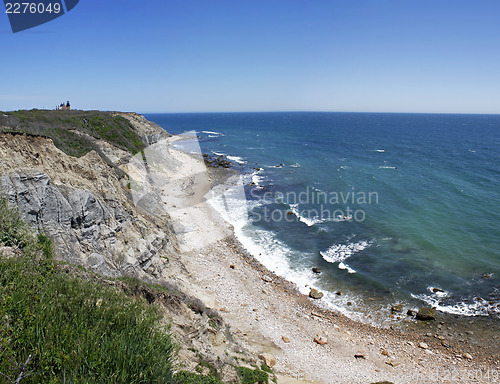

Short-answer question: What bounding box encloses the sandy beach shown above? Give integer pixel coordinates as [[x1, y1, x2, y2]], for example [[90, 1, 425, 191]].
[[139, 134, 499, 384]]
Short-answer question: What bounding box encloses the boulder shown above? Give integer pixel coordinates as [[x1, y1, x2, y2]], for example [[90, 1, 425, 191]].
[[416, 307, 436, 321], [309, 288, 324, 299], [312, 267, 321, 274], [258, 353, 276, 368]]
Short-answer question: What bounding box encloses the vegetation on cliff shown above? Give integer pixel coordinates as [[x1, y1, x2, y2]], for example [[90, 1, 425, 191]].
[[0, 197, 175, 383], [0, 109, 145, 157], [0, 198, 273, 383]]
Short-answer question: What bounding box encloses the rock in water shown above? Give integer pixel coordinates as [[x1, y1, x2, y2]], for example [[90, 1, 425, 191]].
[[312, 267, 321, 274], [416, 307, 437, 320], [258, 353, 276, 368], [309, 288, 324, 299]]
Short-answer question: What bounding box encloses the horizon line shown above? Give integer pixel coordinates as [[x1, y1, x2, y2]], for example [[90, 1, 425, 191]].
[[4, 108, 500, 116]]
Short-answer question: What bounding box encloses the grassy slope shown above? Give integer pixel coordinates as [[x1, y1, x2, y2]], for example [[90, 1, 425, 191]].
[[0, 109, 145, 157]]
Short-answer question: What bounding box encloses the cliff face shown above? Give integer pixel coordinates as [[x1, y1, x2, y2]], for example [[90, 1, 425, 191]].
[[0, 113, 258, 380], [0, 115, 177, 280]]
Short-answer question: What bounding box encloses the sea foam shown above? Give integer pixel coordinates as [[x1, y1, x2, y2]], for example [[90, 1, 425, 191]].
[[320, 240, 371, 274]]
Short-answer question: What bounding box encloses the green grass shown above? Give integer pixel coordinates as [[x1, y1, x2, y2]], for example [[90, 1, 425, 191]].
[[0, 198, 175, 383], [0, 109, 145, 157], [237, 366, 269, 384], [0, 198, 229, 383]]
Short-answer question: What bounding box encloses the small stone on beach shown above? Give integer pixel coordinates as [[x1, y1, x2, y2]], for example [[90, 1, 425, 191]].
[[314, 336, 328, 345], [258, 353, 276, 368], [391, 304, 403, 313], [282, 336, 290, 343], [418, 342, 429, 349]]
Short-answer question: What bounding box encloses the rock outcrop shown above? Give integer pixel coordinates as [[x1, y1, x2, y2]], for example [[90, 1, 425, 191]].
[[0, 118, 177, 280]]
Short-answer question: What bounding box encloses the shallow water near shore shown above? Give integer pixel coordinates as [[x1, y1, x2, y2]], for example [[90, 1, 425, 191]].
[[145, 112, 500, 325]]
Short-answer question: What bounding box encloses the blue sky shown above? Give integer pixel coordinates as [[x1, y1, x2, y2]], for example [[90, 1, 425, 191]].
[[1, 0, 499, 113]]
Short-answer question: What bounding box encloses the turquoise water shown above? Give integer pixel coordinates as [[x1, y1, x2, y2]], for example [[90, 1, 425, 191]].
[[145, 112, 500, 320]]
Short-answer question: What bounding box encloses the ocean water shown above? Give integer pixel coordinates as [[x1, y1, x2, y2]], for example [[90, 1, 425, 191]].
[[145, 112, 500, 323]]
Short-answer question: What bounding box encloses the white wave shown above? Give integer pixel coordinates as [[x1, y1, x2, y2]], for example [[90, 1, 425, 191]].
[[249, 168, 264, 188], [320, 240, 371, 274], [333, 214, 353, 222], [288, 204, 323, 227], [428, 286, 449, 298], [375, 149, 385, 152], [411, 293, 499, 317], [212, 152, 226, 156], [227, 155, 246, 164], [202, 130, 222, 135], [207, 177, 371, 323], [290, 163, 300, 168], [379, 166, 397, 169]]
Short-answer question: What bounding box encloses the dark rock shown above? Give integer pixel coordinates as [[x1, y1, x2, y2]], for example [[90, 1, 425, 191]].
[[416, 307, 436, 321], [407, 309, 417, 316], [312, 267, 321, 274], [482, 273, 493, 279], [432, 287, 445, 293], [391, 304, 403, 313]]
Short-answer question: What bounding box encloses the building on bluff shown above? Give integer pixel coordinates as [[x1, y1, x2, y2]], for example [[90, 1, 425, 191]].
[[56, 101, 71, 110]]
